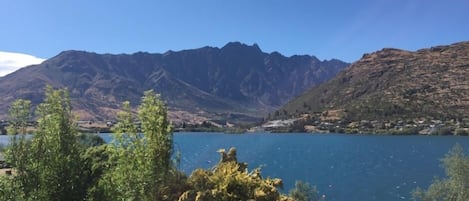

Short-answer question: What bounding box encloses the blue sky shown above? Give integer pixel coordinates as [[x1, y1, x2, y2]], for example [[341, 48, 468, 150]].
[[1, 0, 468, 63]]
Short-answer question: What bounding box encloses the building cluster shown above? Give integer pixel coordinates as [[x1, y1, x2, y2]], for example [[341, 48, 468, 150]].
[[262, 114, 469, 135]]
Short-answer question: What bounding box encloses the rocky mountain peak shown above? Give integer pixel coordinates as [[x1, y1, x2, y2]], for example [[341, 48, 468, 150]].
[[0, 42, 349, 123], [221, 42, 263, 54]]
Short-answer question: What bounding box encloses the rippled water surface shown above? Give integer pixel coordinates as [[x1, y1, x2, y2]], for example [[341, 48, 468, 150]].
[[1, 133, 468, 201]]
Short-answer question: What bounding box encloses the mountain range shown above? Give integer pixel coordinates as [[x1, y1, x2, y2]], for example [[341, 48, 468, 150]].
[[279, 41, 469, 122], [0, 42, 348, 124]]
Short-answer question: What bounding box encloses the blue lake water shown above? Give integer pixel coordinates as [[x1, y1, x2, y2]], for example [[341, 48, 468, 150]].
[[1, 132, 468, 201]]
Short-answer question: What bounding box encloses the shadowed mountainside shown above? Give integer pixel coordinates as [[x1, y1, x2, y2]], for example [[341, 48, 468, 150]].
[[0, 42, 348, 123]]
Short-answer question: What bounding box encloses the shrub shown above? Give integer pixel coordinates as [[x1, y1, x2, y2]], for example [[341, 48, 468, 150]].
[[289, 180, 322, 201], [179, 147, 294, 201], [412, 144, 469, 201]]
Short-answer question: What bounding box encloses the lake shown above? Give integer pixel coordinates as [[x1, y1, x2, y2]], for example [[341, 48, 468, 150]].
[[1, 132, 468, 201]]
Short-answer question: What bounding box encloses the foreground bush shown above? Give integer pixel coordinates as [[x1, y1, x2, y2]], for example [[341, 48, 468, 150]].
[[412, 144, 469, 201], [179, 147, 293, 201]]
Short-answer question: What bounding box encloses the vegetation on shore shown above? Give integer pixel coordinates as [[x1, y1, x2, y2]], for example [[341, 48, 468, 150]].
[[0, 87, 321, 201], [412, 144, 469, 201]]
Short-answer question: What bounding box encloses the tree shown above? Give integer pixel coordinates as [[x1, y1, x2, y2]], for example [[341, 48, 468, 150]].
[[0, 175, 26, 201], [4, 99, 31, 196], [99, 90, 175, 201], [80, 144, 111, 201], [1, 99, 31, 201], [6, 99, 31, 135], [137, 90, 174, 199], [3, 86, 86, 201], [412, 144, 469, 201]]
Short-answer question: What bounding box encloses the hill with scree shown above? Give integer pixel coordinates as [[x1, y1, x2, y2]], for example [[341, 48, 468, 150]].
[[277, 42, 468, 132], [0, 42, 348, 124]]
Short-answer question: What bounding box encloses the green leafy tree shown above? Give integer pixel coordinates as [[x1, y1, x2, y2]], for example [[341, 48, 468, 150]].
[[6, 99, 31, 135], [74, 133, 108, 201], [1, 100, 32, 201], [0, 175, 26, 201], [3, 86, 86, 201], [5, 99, 31, 169], [80, 144, 111, 201], [100, 90, 175, 201], [4, 99, 31, 199], [98, 101, 137, 201], [412, 144, 469, 201], [138, 90, 175, 199]]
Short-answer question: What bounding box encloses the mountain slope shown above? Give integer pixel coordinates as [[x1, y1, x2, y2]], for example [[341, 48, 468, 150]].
[[280, 41, 469, 122], [0, 42, 348, 123]]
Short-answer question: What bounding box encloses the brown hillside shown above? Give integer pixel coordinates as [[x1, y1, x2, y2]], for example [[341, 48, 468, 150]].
[[280, 41, 469, 121]]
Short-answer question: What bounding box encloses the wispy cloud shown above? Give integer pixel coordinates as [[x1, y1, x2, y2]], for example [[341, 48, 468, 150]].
[[0, 51, 46, 76]]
